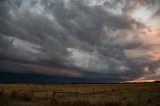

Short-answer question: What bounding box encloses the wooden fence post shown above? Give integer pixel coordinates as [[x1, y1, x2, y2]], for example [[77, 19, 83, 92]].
[[93, 88, 95, 95], [76, 89, 78, 96], [77, 92, 80, 106], [31, 90, 33, 96], [46, 90, 48, 100], [138, 93, 141, 106], [52, 90, 56, 98]]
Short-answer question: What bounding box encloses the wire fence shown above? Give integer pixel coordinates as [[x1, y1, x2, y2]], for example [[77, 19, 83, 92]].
[[1, 85, 160, 106]]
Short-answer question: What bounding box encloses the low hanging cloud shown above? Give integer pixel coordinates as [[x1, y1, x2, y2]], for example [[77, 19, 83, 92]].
[[0, 0, 160, 81]]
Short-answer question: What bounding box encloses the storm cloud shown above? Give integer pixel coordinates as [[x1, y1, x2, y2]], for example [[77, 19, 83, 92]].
[[0, 0, 160, 82]]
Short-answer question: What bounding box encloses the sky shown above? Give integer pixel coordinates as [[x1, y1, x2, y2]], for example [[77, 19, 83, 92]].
[[0, 0, 160, 82]]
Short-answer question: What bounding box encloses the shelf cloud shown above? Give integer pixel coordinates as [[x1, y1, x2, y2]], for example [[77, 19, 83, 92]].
[[0, 0, 160, 82]]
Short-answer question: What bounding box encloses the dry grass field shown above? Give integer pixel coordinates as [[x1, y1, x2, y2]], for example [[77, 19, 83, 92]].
[[0, 83, 160, 106]]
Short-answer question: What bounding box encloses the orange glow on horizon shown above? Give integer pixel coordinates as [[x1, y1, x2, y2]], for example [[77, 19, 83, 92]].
[[126, 77, 156, 83], [127, 79, 155, 83], [126, 80, 155, 83]]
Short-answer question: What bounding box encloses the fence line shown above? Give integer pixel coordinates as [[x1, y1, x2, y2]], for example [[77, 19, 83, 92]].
[[2, 87, 160, 106]]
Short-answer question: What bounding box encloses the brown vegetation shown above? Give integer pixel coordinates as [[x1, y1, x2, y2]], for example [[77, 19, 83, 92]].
[[0, 83, 160, 106]]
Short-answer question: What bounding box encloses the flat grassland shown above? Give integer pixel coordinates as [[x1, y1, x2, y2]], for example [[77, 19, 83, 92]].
[[0, 83, 160, 106]]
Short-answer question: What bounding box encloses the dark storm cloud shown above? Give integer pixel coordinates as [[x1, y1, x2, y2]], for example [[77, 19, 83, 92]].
[[0, 0, 159, 81]]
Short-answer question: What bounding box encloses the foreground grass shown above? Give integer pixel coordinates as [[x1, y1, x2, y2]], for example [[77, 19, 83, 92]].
[[0, 83, 160, 106]]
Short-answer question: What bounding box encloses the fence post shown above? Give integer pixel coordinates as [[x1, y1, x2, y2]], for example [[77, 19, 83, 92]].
[[52, 90, 56, 98], [77, 92, 80, 106], [138, 93, 141, 106], [31, 90, 33, 96], [46, 90, 48, 100], [35, 84, 37, 89], [76, 89, 78, 96], [93, 88, 95, 95]]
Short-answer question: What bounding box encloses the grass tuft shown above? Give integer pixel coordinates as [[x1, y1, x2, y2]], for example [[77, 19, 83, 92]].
[[104, 101, 121, 106]]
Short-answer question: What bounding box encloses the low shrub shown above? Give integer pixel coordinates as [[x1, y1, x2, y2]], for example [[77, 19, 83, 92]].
[[0, 89, 4, 96], [146, 98, 152, 104], [10, 90, 19, 99], [104, 101, 121, 106], [126, 101, 134, 106], [22, 91, 33, 101], [50, 97, 59, 105]]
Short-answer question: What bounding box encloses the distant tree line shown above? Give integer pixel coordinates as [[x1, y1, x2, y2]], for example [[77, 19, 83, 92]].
[[154, 81, 160, 83]]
